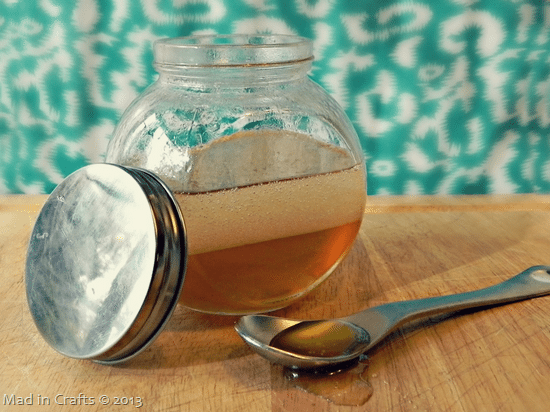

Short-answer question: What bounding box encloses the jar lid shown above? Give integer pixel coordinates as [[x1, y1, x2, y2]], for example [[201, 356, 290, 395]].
[[25, 164, 187, 364], [153, 34, 313, 67]]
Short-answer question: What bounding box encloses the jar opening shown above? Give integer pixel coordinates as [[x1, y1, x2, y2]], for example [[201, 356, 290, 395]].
[[154, 34, 313, 67]]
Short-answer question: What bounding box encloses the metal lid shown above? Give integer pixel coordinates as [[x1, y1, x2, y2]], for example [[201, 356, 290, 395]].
[[25, 164, 187, 364]]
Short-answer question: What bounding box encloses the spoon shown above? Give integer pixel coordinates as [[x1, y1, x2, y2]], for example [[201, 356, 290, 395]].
[[235, 266, 550, 369]]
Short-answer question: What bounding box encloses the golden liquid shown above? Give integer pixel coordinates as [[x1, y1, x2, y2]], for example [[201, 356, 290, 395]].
[[270, 321, 374, 405], [174, 164, 366, 314], [269, 320, 365, 358], [181, 219, 362, 313], [276, 357, 373, 406]]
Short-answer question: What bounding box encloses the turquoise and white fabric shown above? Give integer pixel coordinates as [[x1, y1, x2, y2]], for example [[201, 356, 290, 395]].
[[1, 0, 549, 195]]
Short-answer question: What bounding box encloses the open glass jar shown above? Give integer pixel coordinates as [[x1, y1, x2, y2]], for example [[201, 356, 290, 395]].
[[105, 34, 366, 315]]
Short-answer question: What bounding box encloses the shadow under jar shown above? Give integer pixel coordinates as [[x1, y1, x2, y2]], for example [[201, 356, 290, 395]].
[[105, 34, 367, 315]]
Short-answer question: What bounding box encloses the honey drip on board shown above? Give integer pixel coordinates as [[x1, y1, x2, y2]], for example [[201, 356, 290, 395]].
[[269, 321, 373, 405], [275, 356, 373, 406]]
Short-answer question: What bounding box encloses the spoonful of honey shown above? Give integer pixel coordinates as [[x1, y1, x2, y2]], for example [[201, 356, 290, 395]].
[[235, 266, 550, 369]]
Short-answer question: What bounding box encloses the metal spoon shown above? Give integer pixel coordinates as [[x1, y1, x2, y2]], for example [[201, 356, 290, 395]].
[[235, 266, 550, 369]]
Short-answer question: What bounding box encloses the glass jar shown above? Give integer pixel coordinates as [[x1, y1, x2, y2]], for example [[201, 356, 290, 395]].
[[105, 34, 366, 315]]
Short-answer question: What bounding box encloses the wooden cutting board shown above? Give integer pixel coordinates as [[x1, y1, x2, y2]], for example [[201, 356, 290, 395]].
[[2, 194, 550, 411]]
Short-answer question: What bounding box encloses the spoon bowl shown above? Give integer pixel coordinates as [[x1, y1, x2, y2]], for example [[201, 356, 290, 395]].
[[235, 266, 550, 369], [236, 317, 370, 368]]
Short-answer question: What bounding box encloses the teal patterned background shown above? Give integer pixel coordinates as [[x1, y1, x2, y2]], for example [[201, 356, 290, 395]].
[[1, 0, 549, 195]]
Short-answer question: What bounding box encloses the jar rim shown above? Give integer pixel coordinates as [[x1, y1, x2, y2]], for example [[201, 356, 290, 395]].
[[154, 34, 313, 67]]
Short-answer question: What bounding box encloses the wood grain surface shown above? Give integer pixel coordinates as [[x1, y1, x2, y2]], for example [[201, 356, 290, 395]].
[[2, 194, 550, 411]]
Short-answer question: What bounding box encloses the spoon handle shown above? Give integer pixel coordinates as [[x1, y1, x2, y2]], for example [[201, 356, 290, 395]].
[[345, 266, 550, 348]]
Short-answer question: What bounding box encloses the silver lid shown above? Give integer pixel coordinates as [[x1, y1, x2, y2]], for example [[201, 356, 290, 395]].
[[25, 164, 187, 364]]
